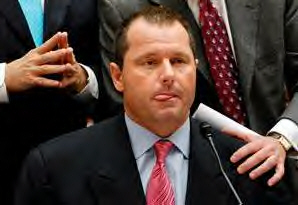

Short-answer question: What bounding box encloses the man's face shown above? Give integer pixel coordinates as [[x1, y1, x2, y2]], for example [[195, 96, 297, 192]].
[[110, 18, 196, 135]]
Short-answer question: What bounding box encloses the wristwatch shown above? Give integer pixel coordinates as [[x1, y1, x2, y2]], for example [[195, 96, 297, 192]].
[[267, 132, 293, 151]]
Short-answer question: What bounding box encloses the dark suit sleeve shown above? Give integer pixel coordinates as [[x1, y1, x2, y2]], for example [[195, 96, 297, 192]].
[[283, 0, 298, 122], [14, 149, 57, 205], [95, 0, 126, 121], [65, 0, 104, 120]]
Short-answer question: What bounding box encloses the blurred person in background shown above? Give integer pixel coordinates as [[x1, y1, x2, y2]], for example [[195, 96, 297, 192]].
[[0, 0, 104, 203]]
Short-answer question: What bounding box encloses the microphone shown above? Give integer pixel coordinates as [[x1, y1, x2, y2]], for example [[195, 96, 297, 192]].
[[200, 122, 243, 205]]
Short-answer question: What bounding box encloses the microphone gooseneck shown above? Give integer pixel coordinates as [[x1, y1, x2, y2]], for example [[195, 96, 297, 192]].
[[200, 122, 243, 205]]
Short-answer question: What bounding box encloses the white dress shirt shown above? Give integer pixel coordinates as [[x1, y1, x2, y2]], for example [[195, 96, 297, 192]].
[[0, 0, 98, 103], [187, 0, 298, 151]]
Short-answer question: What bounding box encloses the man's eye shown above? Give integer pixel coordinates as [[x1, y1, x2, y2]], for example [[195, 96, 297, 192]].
[[145, 60, 157, 66], [171, 58, 185, 65]]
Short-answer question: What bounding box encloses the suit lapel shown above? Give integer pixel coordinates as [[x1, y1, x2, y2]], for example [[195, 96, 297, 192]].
[[225, 0, 260, 98], [0, 0, 73, 47], [88, 115, 146, 205], [43, 0, 71, 41], [0, 0, 35, 48], [186, 121, 236, 205]]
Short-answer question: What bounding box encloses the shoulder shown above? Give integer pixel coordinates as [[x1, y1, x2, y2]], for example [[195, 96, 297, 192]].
[[190, 118, 293, 204], [29, 115, 126, 164]]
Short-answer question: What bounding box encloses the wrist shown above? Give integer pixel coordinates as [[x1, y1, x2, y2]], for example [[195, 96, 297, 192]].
[[75, 64, 88, 92]]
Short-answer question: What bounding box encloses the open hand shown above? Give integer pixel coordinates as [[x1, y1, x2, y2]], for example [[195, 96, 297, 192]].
[[229, 132, 286, 186]]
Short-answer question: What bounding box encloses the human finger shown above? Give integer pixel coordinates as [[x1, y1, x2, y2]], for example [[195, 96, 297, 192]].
[[247, 155, 283, 181], [58, 32, 68, 49], [247, 144, 285, 181], [34, 64, 70, 76], [236, 145, 272, 174], [230, 140, 262, 163], [35, 32, 62, 54], [60, 73, 77, 88], [58, 32, 68, 64], [222, 127, 260, 142], [267, 163, 285, 186], [61, 78, 77, 88], [31, 76, 62, 88], [65, 47, 76, 64], [36, 48, 68, 65]]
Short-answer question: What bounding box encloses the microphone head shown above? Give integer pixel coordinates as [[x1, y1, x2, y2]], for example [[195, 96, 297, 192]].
[[200, 122, 212, 139]]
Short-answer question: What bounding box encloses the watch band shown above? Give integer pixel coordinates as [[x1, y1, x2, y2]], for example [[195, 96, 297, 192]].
[[267, 132, 293, 151]]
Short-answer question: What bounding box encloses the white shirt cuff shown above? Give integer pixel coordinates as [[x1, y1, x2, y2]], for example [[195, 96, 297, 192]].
[[75, 63, 99, 102], [0, 63, 9, 103], [269, 119, 298, 152]]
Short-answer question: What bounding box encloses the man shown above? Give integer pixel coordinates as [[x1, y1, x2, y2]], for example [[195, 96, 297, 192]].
[[0, 0, 103, 203], [15, 6, 292, 205], [98, 0, 298, 188]]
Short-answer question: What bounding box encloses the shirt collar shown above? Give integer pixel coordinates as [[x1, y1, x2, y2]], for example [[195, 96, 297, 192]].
[[125, 114, 190, 160]]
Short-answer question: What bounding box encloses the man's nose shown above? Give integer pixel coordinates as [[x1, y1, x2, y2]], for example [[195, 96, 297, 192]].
[[160, 60, 175, 84]]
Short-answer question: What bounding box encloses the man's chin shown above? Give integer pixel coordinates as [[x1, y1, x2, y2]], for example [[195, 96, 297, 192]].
[[154, 108, 186, 121]]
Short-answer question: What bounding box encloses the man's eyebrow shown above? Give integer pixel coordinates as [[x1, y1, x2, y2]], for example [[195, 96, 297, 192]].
[[133, 52, 158, 61], [169, 51, 193, 61]]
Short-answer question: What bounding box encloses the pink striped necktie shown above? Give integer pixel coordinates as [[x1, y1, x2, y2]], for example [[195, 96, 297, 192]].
[[146, 140, 175, 205]]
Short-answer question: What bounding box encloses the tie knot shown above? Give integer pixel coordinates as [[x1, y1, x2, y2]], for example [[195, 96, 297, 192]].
[[154, 140, 173, 164]]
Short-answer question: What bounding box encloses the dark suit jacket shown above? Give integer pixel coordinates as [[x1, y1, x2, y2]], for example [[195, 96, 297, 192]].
[[98, 0, 298, 135], [0, 0, 102, 203], [15, 114, 292, 205]]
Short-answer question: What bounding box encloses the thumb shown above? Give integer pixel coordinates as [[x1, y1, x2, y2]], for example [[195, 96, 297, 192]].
[[222, 127, 260, 142]]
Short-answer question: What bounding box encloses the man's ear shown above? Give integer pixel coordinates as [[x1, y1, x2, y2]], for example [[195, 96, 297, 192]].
[[109, 62, 124, 92], [195, 59, 199, 69]]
